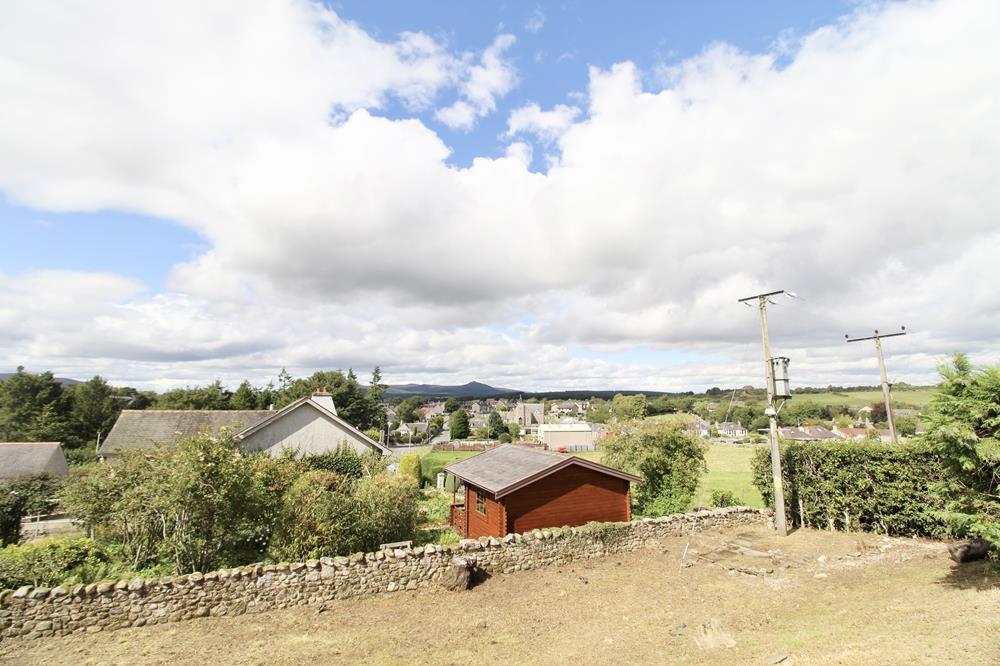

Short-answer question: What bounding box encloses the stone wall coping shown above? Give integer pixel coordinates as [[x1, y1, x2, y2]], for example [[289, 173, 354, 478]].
[[0, 506, 768, 608]]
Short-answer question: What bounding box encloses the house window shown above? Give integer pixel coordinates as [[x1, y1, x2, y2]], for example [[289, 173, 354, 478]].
[[475, 491, 487, 514]]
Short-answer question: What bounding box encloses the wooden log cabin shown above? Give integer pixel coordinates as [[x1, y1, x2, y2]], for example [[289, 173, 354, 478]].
[[444, 445, 641, 539]]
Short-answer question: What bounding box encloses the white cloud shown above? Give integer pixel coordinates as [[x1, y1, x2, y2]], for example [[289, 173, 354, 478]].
[[1, 0, 999, 391], [506, 103, 581, 143], [525, 8, 547, 34], [435, 34, 518, 130]]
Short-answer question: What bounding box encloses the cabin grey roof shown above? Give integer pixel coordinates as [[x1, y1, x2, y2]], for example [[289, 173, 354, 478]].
[[0, 442, 69, 479], [99, 410, 272, 455], [444, 444, 640, 498]]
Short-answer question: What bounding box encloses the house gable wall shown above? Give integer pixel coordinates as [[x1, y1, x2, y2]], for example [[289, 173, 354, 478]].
[[240, 405, 373, 458]]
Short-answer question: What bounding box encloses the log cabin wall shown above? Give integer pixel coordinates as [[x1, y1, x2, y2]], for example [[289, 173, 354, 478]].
[[503, 465, 630, 534], [464, 484, 506, 538]]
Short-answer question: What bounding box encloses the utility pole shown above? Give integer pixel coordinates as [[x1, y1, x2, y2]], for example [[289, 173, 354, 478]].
[[739, 289, 792, 536], [846, 327, 906, 444]]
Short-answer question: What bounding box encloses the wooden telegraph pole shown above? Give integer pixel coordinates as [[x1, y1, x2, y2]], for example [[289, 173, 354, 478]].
[[739, 289, 793, 536], [845, 327, 906, 444]]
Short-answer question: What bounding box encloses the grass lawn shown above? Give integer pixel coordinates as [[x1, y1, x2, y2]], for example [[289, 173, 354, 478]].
[[692, 445, 765, 508]]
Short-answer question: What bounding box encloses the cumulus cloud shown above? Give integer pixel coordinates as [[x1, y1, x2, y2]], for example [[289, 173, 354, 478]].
[[506, 103, 581, 143], [1, 0, 998, 390], [435, 34, 519, 130]]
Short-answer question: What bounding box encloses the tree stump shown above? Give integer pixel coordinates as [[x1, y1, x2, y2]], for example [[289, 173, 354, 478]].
[[948, 538, 992, 563], [441, 557, 474, 591]]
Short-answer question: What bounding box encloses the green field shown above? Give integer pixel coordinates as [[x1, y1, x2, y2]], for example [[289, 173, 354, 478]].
[[790, 386, 935, 409], [572, 446, 764, 509], [692, 444, 765, 508]]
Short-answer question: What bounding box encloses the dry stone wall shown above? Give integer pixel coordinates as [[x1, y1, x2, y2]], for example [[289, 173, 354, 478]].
[[1, 507, 767, 641]]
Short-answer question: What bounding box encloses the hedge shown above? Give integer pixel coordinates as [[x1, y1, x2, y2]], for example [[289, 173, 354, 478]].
[[751, 441, 949, 536]]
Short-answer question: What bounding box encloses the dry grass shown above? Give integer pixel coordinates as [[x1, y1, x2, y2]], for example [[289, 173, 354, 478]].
[[2, 526, 997, 665]]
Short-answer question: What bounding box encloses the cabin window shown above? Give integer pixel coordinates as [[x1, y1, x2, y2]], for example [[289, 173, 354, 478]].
[[475, 491, 487, 514]]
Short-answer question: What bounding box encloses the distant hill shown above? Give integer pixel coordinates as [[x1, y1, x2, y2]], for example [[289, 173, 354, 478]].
[[0, 372, 81, 386], [385, 381, 519, 398]]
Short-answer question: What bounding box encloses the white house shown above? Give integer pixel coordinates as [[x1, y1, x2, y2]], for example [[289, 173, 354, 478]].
[[538, 423, 596, 452], [715, 421, 748, 438], [100, 389, 389, 459]]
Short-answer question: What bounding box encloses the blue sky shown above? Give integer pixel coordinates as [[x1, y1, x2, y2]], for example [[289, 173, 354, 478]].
[[1, 0, 997, 390]]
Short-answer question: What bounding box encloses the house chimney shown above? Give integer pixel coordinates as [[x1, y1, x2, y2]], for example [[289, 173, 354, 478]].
[[311, 387, 337, 415]]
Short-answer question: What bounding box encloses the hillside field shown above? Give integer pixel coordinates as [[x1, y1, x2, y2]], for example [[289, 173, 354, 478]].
[[789, 387, 935, 409]]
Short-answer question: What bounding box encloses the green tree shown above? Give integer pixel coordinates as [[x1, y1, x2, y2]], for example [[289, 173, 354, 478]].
[[487, 411, 505, 439], [67, 376, 118, 449], [444, 398, 460, 413], [449, 409, 470, 440], [924, 354, 999, 544], [155, 379, 231, 410], [395, 397, 423, 424], [230, 380, 263, 410], [611, 394, 647, 421], [0, 368, 70, 443], [603, 417, 707, 515], [364, 367, 388, 432], [507, 422, 520, 440]]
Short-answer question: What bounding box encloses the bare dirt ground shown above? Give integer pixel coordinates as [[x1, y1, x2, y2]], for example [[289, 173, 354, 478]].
[[2, 526, 997, 665]]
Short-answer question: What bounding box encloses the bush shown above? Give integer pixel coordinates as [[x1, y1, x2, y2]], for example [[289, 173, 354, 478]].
[[751, 441, 947, 536], [60, 431, 280, 574], [302, 445, 384, 478], [603, 417, 707, 515], [270, 471, 419, 560], [0, 485, 28, 547], [0, 538, 115, 588], [923, 354, 999, 545], [398, 453, 422, 487], [710, 490, 740, 508]]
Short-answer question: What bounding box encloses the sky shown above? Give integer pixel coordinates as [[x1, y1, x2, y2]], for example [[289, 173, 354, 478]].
[[1, 0, 998, 392]]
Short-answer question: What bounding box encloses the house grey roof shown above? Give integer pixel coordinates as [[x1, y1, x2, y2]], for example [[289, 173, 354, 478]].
[[444, 444, 641, 498], [99, 410, 272, 456], [0, 442, 69, 479], [779, 426, 839, 441]]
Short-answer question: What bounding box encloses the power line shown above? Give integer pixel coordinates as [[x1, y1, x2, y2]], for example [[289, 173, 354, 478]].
[[845, 326, 907, 444], [738, 289, 796, 536]]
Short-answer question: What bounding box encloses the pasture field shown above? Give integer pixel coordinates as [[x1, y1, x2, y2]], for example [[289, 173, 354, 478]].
[[790, 386, 935, 409]]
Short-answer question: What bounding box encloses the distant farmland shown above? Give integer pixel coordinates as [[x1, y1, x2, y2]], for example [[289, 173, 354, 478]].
[[791, 386, 935, 409]]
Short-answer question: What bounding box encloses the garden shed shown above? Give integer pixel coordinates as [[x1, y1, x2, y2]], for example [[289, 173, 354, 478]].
[[445, 445, 640, 538]]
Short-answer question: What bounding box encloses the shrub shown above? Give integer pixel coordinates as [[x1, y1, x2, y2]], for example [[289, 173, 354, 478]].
[[270, 471, 419, 560], [0, 538, 114, 588], [0, 484, 28, 546], [602, 417, 706, 515], [61, 431, 281, 574], [923, 354, 1000, 544], [751, 441, 946, 536], [710, 490, 740, 508], [398, 453, 422, 487], [4, 474, 64, 516]]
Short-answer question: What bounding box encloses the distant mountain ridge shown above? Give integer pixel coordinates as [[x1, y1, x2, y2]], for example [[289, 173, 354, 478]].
[[0, 372, 81, 385], [385, 381, 519, 398]]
